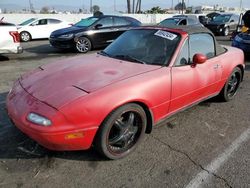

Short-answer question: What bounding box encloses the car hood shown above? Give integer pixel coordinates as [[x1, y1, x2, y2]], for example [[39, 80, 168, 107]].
[[51, 26, 87, 37], [19, 54, 160, 108]]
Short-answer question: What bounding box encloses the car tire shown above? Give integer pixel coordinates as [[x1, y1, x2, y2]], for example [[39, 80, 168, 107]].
[[219, 67, 242, 102], [75, 37, 92, 53], [223, 27, 229, 36], [20, 31, 31, 42], [94, 103, 147, 160]]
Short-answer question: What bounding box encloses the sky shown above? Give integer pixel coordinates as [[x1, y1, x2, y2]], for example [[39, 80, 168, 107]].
[[0, 0, 249, 12]]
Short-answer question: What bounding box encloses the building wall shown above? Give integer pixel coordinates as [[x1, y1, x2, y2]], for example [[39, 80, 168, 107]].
[[0, 13, 174, 24]]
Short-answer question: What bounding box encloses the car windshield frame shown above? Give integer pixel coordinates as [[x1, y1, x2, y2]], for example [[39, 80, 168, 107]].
[[74, 17, 99, 27], [213, 15, 231, 23], [19, 18, 36, 26], [102, 29, 181, 66]]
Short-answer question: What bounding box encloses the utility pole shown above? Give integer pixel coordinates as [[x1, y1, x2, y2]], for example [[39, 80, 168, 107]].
[[182, 0, 184, 14], [239, 0, 243, 12], [90, 0, 92, 13], [29, 0, 35, 13], [114, 0, 116, 12]]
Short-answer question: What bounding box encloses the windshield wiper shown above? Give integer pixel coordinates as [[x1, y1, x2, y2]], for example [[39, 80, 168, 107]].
[[113, 55, 146, 64], [98, 50, 112, 57]]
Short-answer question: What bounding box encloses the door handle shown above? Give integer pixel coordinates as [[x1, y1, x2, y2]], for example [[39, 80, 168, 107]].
[[213, 64, 220, 69]]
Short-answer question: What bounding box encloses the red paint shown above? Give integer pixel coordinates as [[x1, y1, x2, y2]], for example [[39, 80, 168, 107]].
[[6, 27, 245, 151]]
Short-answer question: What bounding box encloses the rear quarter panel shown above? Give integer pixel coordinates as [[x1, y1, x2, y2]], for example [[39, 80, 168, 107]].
[[218, 46, 245, 90]]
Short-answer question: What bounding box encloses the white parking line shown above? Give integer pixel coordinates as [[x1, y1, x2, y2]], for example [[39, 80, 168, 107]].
[[186, 127, 250, 188]]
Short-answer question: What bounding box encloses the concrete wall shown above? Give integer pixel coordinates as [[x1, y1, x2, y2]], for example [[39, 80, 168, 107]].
[[0, 13, 175, 24]]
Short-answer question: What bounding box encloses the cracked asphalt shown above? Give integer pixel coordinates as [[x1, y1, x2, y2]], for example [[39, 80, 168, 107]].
[[0, 37, 249, 188]]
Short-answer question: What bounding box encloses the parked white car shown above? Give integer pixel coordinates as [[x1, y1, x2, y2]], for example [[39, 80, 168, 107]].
[[17, 18, 72, 42], [0, 25, 23, 54]]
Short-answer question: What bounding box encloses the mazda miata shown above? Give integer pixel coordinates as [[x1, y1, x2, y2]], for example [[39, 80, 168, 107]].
[[7, 26, 245, 159]]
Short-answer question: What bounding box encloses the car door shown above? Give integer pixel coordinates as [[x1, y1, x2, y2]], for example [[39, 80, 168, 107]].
[[28, 19, 49, 39], [89, 16, 116, 47], [169, 33, 222, 114], [112, 17, 133, 38]]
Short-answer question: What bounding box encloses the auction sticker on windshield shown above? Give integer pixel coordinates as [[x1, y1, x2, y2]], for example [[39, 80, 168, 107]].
[[154, 30, 177, 40]]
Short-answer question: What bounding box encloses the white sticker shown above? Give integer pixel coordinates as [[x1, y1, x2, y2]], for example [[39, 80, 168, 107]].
[[154, 30, 177, 40]]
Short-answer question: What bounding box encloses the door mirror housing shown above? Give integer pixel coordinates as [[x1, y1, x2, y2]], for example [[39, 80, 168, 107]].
[[95, 24, 103, 29], [193, 53, 207, 65], [230, 20, 234, 23]]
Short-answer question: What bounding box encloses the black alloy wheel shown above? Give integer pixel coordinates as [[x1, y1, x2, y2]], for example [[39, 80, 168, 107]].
[[95, 103, 147, 159], [219, 67, 242, 101]]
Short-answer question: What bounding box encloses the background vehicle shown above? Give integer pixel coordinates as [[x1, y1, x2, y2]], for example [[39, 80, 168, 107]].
[[0, 24, 22, 54], [159, 15, 203, 27], [206, 12, 221, 22], [232, 10, 250, 53], [0, 17, 15, 26], [17, 18, 72, 42], [205, 13, 240, 36], [49, 15, 141, 53], [7, 26, 244, 159]]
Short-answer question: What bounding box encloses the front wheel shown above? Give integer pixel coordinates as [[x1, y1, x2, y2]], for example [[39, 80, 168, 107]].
[[223, 27, 229, 36], [219, 67, 242, 102], [95, 103, 147, 160], [75, 37, 92, 53]]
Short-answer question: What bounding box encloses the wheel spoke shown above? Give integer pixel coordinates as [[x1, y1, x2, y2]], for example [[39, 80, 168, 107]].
[[114, 119, 125, 130], [127, 112, 135, 127]]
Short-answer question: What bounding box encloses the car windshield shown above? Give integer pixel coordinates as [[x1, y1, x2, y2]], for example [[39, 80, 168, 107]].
[[19, 18, 36, 26], [213, 15, 231, 23], [74, 17, 99, 27], [102, 29, 180, 66], [159, 18, 181, 26]]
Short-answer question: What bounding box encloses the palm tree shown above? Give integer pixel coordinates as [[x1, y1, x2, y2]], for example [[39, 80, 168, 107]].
[[127, 0, 131, 13]]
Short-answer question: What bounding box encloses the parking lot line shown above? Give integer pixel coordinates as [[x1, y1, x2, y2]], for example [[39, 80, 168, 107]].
[[185, 127, 250, 188]]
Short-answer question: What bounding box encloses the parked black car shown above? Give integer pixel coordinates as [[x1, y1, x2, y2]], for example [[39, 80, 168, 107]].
[[205, 13, 240, 36], [49, 15, 141, 53]]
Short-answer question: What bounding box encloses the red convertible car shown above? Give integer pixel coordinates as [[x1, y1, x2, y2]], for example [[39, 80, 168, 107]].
[[6, 26, 244, 159]]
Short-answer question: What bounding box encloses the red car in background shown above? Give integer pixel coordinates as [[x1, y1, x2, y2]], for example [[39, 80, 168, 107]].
[[6, 26, 244, 159]]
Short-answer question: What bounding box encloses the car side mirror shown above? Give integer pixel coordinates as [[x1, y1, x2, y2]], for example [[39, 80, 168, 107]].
[[230, 20, 234, 23], [192, 53, 207, 65], [95, 24, 103, 29]]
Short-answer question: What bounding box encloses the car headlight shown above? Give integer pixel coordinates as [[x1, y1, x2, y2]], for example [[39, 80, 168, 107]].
[[27, 113, 52, 126], [58, 34, 74, 39], [234, 35, 243, 42]]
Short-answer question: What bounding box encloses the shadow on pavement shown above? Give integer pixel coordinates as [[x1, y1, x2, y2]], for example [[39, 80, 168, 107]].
[[25, 44, 75, 54], [0, 91, 104, 161], [0, 55, 10, 61]]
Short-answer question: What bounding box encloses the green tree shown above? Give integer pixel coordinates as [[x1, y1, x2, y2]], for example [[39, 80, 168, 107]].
[[145, 6, 165, 14]]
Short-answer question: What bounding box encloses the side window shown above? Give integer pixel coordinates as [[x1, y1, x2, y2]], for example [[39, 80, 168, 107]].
[[48, 19, 61, 24], [179, 19, 187, 25], [189, 33, 215, 60], [175, 39, 189, 66], [97, 17, 113, 27], [37, 19, 48, 25], [114, 17, 130, 26]]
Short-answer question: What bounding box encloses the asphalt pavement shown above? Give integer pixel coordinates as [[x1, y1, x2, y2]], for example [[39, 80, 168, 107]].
[[0, 37, 249, 188]]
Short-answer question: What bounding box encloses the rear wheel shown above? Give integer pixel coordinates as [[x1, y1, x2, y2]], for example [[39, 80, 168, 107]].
[[95, 103, 147, 160], [223, 27, 229, 36], [20, 31, 31, 42], [75, 37, 92, 53], [219, 67, 242, 101]]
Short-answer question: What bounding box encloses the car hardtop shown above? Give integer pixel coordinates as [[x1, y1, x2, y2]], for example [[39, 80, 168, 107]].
[[135, 25, 226, 55]]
